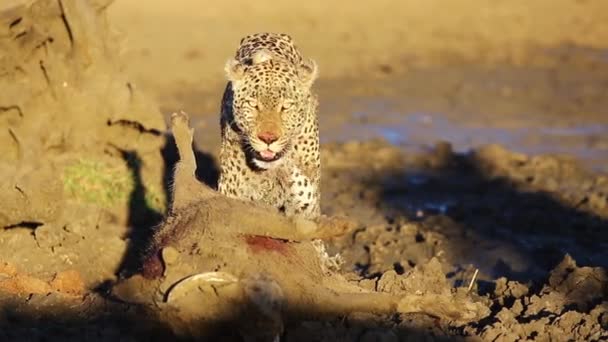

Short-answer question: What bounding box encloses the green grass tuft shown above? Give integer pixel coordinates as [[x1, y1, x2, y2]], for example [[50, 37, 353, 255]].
[[62, 158, 164, 212]]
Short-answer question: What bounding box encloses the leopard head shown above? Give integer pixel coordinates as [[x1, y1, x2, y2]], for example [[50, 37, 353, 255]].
[[224, 50, 317, 169]]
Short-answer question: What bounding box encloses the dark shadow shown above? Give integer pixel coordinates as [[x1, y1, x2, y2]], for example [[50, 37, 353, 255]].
[[0, 298, 176, 342], [0, 296, 464, 341], [363, 146, 608, 282], [114, 148, 163, 277], [115, 134, 220, 278]]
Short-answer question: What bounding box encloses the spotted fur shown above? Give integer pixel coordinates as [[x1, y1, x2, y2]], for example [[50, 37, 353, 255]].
[[219, 33, 320, 219]]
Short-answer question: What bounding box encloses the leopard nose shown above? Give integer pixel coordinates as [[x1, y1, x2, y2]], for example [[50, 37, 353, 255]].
[[258, 131, 278, 144]]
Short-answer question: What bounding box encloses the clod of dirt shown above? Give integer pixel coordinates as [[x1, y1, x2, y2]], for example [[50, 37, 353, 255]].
[[473, 254, 608, 341], [546, 254, 607, 311], [493, 277, 529, 306], [378, 258, 449, 294]]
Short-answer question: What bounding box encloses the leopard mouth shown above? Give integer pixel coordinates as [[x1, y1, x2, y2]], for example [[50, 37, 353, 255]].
[[255, 149, 283, 162], [243, 138, 291, 166]]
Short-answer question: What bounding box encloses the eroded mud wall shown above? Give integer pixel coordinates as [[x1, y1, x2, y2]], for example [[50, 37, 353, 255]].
[[0, 0, 166, 228]]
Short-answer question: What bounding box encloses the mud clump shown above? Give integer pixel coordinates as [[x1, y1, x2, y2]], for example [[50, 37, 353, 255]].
[[471, 255, 608, 341]]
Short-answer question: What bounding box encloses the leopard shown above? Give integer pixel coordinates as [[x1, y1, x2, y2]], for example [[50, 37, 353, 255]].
[[218, 33, 321, 219]]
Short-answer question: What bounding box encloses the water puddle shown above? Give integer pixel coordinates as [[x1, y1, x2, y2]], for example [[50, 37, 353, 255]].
[[325, 109, 608, 172]]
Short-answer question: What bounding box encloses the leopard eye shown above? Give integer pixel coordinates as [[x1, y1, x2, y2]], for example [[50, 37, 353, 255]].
[[245, 98, 258, 108], [281, 101, 294, 111]]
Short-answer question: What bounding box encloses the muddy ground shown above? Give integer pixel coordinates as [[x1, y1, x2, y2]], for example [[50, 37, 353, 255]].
[[1, 0, 607, 341]]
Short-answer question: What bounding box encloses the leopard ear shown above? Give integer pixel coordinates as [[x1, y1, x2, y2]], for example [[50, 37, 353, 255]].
[[225, 58, 245, 82], [298, 58, 318, 88]]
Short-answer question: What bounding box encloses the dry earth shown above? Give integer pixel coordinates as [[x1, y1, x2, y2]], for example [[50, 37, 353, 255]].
[[0, 0, 607, 341]]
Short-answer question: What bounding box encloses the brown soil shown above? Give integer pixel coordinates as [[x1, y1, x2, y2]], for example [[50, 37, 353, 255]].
[[0, 0, 607, 341]]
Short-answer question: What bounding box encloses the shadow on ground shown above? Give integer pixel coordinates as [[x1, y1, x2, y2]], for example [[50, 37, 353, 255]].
[[369, 146, 608, 281], [115, 135, 220, 277], [0, 297, 464, 341]]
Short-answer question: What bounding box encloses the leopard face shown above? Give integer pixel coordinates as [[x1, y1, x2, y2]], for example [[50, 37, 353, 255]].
[[224, 50, 317, 169]]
